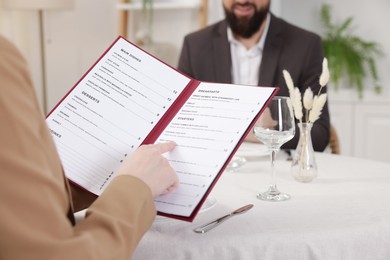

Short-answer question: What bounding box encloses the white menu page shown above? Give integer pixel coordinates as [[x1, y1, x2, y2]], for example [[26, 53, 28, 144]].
[[154, 82, 274, 218], [46, 37, 276, 220], [47, 37, 190, 194]]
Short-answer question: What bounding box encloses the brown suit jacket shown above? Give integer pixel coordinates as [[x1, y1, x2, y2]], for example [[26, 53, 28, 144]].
[[0, 36, 155, 259], [178, 14, 330, 151]]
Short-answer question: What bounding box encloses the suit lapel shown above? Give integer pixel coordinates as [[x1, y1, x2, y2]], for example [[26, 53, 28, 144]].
[[213, 21, 232, 83], [259, 14, 283, 87]]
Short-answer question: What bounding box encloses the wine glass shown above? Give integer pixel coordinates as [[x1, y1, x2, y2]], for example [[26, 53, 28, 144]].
[[253, 96, 295, 201]]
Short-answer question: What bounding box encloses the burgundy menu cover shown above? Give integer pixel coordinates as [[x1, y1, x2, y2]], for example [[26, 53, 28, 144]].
[[46, 36, 278, 222]]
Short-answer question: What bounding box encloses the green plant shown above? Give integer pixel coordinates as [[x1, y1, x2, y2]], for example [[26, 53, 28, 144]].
[[320, 4, 382, 98], [127, 0, 154, 45], [141, 0, 154, 45], [142, 0, 153, 26]]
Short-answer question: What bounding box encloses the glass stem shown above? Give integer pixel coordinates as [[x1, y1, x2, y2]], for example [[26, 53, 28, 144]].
[[269, 149, 278, 190]]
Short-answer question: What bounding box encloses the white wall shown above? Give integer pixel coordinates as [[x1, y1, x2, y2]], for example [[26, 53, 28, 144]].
[[279, 0, 390, 99], [0, 8, 43, 106], [43, 0, 119, 110], [3, 0, 389, 108], [2, 0, 390, 160], [0, 0, 284, 112]]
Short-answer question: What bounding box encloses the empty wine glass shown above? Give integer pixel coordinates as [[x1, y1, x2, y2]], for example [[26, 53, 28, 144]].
[[253, 96, 295, 201]]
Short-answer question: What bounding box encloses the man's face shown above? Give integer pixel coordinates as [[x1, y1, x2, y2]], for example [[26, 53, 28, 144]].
[[223, 0, 270, 38]]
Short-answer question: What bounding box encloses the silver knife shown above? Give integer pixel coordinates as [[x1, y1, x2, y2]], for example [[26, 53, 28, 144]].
[[193, 204, 254, 233]]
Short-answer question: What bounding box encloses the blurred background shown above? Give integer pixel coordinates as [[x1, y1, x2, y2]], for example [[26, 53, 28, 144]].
[[1, 0, 389, 162]]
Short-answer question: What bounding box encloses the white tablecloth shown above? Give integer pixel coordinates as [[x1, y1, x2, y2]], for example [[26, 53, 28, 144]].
[[133, 144, 390, 260]]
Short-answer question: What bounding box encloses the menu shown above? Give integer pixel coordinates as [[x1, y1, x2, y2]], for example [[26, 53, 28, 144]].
[[46, 36, 277, 221]]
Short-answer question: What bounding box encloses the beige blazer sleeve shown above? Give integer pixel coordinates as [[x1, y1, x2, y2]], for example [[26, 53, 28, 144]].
[[0, 36, 156, 260]]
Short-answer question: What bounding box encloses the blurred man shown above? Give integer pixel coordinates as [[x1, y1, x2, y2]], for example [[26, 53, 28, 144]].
[[178, 0, 330, 151]]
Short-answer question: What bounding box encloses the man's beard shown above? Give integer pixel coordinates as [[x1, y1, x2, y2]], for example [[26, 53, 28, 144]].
[[224, 2, 270, 38]]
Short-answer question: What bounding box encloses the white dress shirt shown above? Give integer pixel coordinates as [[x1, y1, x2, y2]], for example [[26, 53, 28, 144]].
[[228, 13, 270, 85]]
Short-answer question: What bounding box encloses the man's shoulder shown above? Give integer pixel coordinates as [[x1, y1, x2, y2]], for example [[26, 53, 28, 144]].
[[271, 14, 321, 41]]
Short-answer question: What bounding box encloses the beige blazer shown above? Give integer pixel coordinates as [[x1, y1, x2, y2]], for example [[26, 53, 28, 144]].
[[0, 35, 155, 259]]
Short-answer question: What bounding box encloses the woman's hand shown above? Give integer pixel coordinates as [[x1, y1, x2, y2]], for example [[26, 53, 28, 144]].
[[117, 142, 179, 197]]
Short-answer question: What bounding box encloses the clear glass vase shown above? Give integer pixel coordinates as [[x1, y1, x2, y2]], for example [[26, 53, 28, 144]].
[[291, 122, 318, 182]]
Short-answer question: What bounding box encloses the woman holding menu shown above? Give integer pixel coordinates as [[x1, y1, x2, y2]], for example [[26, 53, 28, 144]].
[[0, 35, 178, 259]]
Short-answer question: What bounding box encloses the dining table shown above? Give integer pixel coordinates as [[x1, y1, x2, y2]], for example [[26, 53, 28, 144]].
[[131, 142, 390, 260]]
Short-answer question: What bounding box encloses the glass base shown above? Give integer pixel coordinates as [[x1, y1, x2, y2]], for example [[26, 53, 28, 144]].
[[226, 156, 247, 172], [257, 187, 290, 202], [200, 195, 217, 212]]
